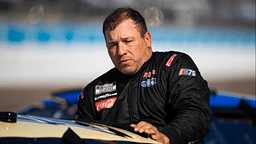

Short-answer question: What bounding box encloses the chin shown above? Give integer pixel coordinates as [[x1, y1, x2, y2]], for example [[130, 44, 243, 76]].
[[120, 67, 136, 75]]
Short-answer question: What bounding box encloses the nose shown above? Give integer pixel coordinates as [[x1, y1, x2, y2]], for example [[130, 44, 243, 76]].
[[117, 42, 127, 56]]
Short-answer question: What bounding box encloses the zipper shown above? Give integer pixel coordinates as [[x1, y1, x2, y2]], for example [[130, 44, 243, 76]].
[[128, 79, 133, 123]]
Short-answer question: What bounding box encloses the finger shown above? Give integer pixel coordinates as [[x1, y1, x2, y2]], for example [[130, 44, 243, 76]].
[[144, 125, 151, 133], [132, 121, 148, 132], [130, 122, 146, 129], [144, 126, 158, 135], [137, 122, 154, 133], [151, 133, 160, 140], [135, 121, 148, 128], [139, 124, 158, 134], [130, 124, 136, 128], [138, 124, 151, 133]]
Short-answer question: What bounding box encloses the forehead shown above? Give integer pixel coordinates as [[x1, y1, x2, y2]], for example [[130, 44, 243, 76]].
[[105, 19, 140, 40]]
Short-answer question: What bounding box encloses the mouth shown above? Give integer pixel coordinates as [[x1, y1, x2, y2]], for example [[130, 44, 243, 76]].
[[119, 59, 131, 65]]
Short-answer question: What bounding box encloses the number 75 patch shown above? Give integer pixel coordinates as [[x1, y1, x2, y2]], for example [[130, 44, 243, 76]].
[[179, 68, 196, 76]]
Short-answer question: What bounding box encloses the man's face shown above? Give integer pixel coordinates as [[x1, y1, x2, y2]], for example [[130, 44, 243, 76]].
[[105, 19, 152, 75]]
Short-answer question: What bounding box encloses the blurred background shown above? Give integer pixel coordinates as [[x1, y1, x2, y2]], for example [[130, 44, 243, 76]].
[[0, 0, 255, 111]]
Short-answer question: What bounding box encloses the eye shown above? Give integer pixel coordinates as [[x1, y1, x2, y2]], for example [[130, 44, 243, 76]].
[[107, 43, 117, 49], [125, 40, 133, 43]]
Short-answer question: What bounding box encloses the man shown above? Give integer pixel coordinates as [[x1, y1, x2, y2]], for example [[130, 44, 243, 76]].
[[76, 7, 210, 144]]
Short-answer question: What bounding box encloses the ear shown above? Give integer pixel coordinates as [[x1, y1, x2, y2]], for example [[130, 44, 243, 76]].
[[144, 31, 152, 48]]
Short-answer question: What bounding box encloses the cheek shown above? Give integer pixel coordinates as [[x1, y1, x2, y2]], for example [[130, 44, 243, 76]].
[[108, 50, 118, 62], [129, 43, 139, 52], [108, 48, 115, 56], [133, 43, 143, 54]]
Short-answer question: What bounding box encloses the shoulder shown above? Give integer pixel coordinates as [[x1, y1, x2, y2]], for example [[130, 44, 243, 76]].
[[152, 51, 188, 61], [152, 51, 191, 68]]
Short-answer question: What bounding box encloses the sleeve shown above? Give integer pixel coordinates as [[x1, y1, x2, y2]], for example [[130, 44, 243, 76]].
[[160, 54, 210, 144], [76, 87, 96, 120]]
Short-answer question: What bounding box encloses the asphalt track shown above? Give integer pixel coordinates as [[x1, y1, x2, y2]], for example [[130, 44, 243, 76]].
[[0, 78, 254, 112]]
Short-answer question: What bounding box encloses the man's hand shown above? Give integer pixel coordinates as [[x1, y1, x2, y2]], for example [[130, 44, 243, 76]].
[[130, 121, 170, 144]]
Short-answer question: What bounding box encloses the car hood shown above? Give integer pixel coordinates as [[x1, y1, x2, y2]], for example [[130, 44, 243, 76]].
[[0, 114, 159, 144]]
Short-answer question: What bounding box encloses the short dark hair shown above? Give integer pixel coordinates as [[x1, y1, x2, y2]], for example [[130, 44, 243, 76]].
[[103, 7, 148, 38]]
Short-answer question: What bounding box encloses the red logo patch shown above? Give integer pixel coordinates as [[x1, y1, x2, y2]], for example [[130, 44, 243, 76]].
[[166, 54, 178, 67], [80, 90, 85, 99], [95, 97, 117, 112]]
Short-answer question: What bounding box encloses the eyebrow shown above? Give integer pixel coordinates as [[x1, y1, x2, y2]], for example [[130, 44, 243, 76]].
[[107, 34, 135, 46], [122, 37, 132, 41], [106, 41, 118, 48], [108, 36, 132, 43]]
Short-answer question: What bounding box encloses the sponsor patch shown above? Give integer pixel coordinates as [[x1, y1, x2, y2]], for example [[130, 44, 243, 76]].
[[95, 97, 117, 112], [166, 54, 178, 67], [80, 90, 85, 99], [141, 70, 157, 87], [179, 68, 196, 76], [95, 82, 116, 95], [94, 92, 117, 101]]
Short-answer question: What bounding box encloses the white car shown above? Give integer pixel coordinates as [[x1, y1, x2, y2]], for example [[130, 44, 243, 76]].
[[0, 111, 159, 144]]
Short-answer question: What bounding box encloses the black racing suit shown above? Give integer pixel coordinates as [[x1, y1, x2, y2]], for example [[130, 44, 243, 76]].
[[76, 51, 210, 144]]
